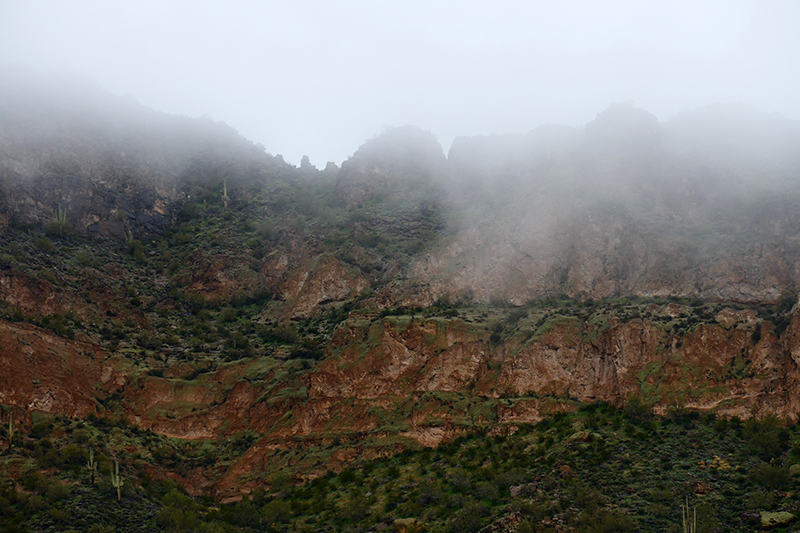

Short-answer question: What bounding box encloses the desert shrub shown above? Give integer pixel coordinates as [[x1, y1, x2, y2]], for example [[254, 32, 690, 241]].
[[773, 315, 792, 336], [260, 324, 298, 344], [777, 290, 797, 313], [386, 465, 400, 479], [261, 499, 292, 525], [45, 482, 71, 501], [752, 323, 762, 343], [745, 414, 789, 460], [220, 308, 237, 323], [36, 237, 56, 254], [340, 492, 371, 522], [127, 240, 147, 263], [576, 510, 639, 532], [43, 220, 72, 237], [447, 469, 471, 492], [750, 463, 790, 490], [447, 501, 486, 533], [157, 506, 200, 531], [291, 340, 324, 360], [181, 202, 202, 220], [20, 472, 48, 493], [29, 421, 54, 439], [623, 395, 653, 422], [225, 332, 249, 350], [256, 221, 276, 240], [152, 446, 181, 467], [474, 481, 500, 503], [75, 251, 102, 267], [137, 332, 162, 350]]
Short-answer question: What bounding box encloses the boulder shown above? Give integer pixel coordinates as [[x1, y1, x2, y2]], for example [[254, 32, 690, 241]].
[[394, 517, 424, 533], [761, 511, 795, 530]]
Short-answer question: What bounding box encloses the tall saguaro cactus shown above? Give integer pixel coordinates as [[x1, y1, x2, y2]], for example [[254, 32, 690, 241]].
[[110, 458, 124, 501], [682, 497, 697, 533], [6, 411, 12, 450], [86, 450, 97, 485], [55, 205, 67, 237], [222, 178, 230, 209]]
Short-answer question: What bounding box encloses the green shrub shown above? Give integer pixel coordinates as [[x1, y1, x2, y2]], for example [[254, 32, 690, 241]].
[[36, 237, 56, 254], [751, 464, 790, 490], [29, 421, 53, 439], [576, 510, 639, 532], [623, 395, 653, 421], [745, 414, 789, 460], [220, 308, 237, 323], [44, 221, 72, 238], [447, 501, 486, 533], [261, 499, 292, 524], [127, 240, 147, 263], [260, 324, 298, 344], [157, 506, 199, 531]]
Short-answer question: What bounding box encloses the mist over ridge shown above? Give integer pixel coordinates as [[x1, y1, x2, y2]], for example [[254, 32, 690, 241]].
[[2, 69, 800, 309], [4, 1, 800, 166]]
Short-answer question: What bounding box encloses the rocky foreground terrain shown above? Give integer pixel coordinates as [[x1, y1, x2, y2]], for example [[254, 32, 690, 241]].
[[2, 68, 800, 531]]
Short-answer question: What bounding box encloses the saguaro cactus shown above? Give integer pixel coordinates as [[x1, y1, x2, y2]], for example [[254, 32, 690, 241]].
[[682, 497, 696, 533], [6, 412, 12, 450], [222, 178, 230, 209], [86, 450, 97, 485], [55, 205, 68, 237], [110, 458, 124, 501]]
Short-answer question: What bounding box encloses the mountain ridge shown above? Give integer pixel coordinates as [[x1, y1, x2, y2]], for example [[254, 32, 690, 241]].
[[2, 70, 800, 508]]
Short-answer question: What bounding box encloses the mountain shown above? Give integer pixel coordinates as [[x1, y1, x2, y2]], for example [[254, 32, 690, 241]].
[[2, 69, 800, 530]]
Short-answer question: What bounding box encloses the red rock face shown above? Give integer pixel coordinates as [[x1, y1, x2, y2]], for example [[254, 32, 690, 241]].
[[120, 310, 800, 446], [277, 253, 369, 319], [4, 292, 800, 497], [0, 319, 119, 417]]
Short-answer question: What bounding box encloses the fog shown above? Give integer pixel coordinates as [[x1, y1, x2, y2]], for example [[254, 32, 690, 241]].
[[2, 1, 799, 167]]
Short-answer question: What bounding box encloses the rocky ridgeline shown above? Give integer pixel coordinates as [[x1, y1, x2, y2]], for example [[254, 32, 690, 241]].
[[3, 70, 800, 304]]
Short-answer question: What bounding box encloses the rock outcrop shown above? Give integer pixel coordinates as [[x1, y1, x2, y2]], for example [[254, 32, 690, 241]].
[[0, 318, 119, 417]]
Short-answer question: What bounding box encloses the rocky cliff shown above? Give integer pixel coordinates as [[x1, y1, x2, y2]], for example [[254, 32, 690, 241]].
[[3, 296, 800, 496]]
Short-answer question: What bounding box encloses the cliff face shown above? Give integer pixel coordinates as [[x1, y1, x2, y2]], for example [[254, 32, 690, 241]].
[[301, 304, 800, 429], [387, 200, 800, 306], [6, 299, 798, 496], [334, 125, 447, 209], [0, 318, 121, 417]]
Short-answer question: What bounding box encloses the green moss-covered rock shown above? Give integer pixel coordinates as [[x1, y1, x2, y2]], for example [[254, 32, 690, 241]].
[[761, 511, 795, 529], [394, 517, 424, 533]]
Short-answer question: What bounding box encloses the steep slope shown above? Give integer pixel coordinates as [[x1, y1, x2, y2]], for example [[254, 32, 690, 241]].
[[0, 66, 289, 238]]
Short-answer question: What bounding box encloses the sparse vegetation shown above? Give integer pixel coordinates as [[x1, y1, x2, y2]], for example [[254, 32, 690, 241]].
[[1, 401, 799, 531]]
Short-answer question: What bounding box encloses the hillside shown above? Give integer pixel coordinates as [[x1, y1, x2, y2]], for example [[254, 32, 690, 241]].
[[3, 70, 800, 531]]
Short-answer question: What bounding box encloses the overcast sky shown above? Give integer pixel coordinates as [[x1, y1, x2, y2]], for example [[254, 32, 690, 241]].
[[2, 0, 799, 166]]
